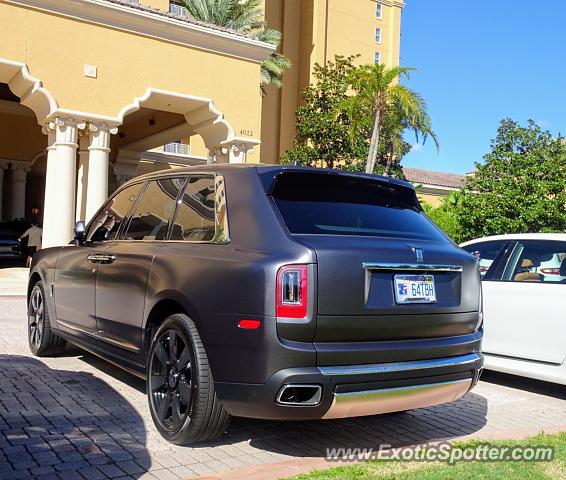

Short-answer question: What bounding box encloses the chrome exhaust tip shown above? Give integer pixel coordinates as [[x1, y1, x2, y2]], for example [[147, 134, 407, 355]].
[[276, 384, 322, 406]]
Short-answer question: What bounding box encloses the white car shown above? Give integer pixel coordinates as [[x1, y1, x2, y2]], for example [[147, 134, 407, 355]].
[[461, 233, 566, 385]]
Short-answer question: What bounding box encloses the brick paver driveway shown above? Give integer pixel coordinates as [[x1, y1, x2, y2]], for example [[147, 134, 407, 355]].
[[1, 296, 565, 480]]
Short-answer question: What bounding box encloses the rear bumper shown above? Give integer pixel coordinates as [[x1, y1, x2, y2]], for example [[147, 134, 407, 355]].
[[215, 352, 483, 420]]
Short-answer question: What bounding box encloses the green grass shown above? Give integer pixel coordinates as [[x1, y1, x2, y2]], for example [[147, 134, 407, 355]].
[[287, 432, 566, 480]]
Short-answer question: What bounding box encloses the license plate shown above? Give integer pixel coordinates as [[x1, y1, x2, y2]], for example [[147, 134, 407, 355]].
[[394, 275, 436, 304]]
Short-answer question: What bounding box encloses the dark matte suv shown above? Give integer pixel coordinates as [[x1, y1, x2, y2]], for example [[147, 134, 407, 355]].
[[27, 165, 483, 445]]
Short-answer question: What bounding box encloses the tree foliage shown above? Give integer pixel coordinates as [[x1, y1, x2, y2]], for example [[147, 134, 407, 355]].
[[455, 119, 566, 241], [345, 64, 438, 175], [423, 120, 566, 243], [181, 0, 291, 93], [281, 56, 367, 171], [282, 56, 436, 177], [421, 193, 465, 243]]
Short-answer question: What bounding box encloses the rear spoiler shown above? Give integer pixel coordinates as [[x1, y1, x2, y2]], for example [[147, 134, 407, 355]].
[[257, 167, 422, 211]]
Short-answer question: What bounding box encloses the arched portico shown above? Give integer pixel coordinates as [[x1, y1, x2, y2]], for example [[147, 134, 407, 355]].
[[0, 60, 260, 249], [0, 0, 273, 249]]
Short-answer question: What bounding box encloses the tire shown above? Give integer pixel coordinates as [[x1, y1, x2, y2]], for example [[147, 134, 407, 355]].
[[28, 282, 66, 356], [147, 314, 231, 445]]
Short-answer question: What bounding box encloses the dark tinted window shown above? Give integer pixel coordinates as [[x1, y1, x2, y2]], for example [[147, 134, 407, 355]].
[[87, 182, 144, 242], [170, 176, 216, 242], [123, 178, 186, 241], [462, 241, 508, 278], [271, 172, 445, 241]]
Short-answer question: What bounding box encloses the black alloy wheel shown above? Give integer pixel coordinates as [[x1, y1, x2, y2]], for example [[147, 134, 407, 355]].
[[28, 282, 66, 356], [147, 314, 230, 445], [149, 328, 194, 432], [28, 286, 44, 350]]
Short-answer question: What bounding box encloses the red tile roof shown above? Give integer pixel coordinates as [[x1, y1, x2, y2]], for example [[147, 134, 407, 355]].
[[402, 167, 466, 189], [102, 0, 256, 40]]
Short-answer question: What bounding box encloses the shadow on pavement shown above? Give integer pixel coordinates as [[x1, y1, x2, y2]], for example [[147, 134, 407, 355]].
[[217, 392, 488, 457], [0, 355, 150, 478], [481, 370, 566, 400], [78, 350, 488, 459], [1, 346, 488, 476]]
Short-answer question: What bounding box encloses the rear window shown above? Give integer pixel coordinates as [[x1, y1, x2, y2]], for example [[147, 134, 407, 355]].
[[270, 172, 446, 241]]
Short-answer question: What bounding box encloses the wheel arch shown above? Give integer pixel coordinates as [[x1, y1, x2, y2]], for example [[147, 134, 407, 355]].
[[27, 271, 43, 302], [143, 292, 203, 348]]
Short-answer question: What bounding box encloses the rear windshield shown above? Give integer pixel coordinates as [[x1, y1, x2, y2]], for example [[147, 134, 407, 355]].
[[270, 172, 446, 241]]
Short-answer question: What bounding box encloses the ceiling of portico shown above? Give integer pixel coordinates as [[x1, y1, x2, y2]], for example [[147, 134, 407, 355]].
[[0, 88, 46, 164]]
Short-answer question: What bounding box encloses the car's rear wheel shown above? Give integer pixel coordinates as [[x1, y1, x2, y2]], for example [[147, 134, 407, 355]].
[[28, 282, 66, 356], [147, 314, 230, 445]]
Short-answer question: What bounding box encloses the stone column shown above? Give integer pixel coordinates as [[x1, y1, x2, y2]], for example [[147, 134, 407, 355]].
[[76, 134, 89, 222], [42, 118, 83, 248], [10, 163, 31, 220], [85, 123, 117, 223], [0, 162, 8, 221]]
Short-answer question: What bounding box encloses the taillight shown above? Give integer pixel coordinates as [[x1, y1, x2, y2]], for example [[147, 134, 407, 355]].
[[540, 268, 561, 275], [276, 265, 308, 319]]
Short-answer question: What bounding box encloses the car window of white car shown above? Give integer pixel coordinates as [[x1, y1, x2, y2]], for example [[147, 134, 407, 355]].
[[503, 241, 566, 284], [461, 241, 510, 279]]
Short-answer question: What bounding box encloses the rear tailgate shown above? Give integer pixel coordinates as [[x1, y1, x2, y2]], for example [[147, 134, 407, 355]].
[[264, 168, 481, 345], [298, 234, 480, 342]]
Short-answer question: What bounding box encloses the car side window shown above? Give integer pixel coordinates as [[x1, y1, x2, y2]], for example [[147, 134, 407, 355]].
[[461, 241, 508, 279], [123, 178, 186, 241], [169, 175, 216, 242], [503, 240, 566, 284], [86, 183, 145, 242]]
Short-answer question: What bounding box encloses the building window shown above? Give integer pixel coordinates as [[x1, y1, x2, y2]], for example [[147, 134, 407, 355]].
[[376, 3, 382, 19], [375, 27, 382, 44], [374, 52, 381, 65]]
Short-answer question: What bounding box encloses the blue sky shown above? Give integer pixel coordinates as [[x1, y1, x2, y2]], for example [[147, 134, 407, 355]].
[[400, 0, 566, 174]]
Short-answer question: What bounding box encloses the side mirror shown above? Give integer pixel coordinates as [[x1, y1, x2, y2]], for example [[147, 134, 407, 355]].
[[74, 221, 86, 245]]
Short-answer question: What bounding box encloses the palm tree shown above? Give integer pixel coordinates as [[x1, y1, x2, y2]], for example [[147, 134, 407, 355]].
[[180, 0, 291, 93], [347, 64, 438, 175]]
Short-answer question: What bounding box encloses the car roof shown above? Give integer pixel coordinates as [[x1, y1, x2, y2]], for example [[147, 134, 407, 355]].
[[130, 163, 414, 190], [460, 233, 566, 246]]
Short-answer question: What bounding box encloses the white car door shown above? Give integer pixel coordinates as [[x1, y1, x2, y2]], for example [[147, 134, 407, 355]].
[[482, 240, 566, 365]]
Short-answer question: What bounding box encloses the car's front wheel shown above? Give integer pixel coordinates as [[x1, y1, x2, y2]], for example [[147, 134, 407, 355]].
[[147, 314, 230, 445], [28, 282, 66, 356]]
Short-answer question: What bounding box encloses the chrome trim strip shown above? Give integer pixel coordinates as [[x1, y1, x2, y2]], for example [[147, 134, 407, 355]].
[[57, 319, 140, 353], [322, 378, 473, 419], [363, 262, 463, 272], [317, 353, 480, 377]]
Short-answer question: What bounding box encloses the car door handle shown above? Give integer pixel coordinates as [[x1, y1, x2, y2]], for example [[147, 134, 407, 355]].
[[87, 254, 117, 264]]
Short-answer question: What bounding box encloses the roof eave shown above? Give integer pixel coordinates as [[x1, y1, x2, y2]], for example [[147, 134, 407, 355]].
[[5, 0, 276, 63]]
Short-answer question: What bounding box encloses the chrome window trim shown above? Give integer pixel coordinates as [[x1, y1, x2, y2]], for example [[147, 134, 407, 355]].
[[363, 262, 463, 272], [87, 172, 230, 245], [317, 353, 480, 376]]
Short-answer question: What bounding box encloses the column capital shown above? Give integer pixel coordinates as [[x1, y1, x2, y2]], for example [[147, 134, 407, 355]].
[[209, 138, 260, 164], [47, 116, 87, 146], [89, 122, 119, 135], [10, 162, 32, 174], [88, 122, 118, 152]]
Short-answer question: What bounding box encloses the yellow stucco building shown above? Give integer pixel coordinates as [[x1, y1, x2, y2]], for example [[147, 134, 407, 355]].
[[0, 0, 403, 249], [0, 0, 273, 248], [260, 0, 404, 163]]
